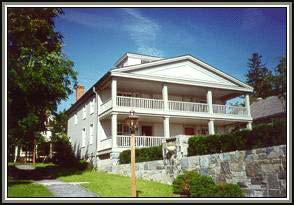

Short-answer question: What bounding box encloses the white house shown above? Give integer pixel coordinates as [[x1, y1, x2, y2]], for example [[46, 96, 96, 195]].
[[66, 52, 253, 164]]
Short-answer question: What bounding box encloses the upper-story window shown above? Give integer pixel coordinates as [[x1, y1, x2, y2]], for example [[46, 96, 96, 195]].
[[82, 105, 86, 119], [141, 59, 150, 64], [89, 124, 94, 145], [82, 128, 86, 147], [90, 98, 95, 114], [74, 114, 78, 124]]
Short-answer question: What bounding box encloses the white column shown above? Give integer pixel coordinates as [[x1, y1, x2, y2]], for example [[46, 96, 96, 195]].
[[111, 113, 118, 149], [207, 90, 213, 114], [246, 121, 252, 130], [208, 119, 215, 135], [245, 94, 251, 117], [163, 116, 170, 138], [111, 78, 117, 109], [162, 83, 168, 111]]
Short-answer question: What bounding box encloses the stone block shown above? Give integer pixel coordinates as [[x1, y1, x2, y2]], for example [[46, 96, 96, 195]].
[[230, 162, 244, 172], [199, 155, 209, 168], [267, 174, 279, 189], [278, 170, 286, 179], [245, 162, 261, 177], [220, 161, 231, 175], [268, 189, 281, 197]]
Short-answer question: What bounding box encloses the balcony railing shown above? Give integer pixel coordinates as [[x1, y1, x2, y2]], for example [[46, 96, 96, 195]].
[[99, 96, 249, 118], [168, 100, 208, 113], [117, 96, 164, 110], [212, 104, 248, 116], [117, 135, 165, 148]]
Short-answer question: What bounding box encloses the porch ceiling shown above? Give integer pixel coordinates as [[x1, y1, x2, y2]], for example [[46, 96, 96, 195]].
[[117, 114, 244, 126], [116, 77, 244, 100]]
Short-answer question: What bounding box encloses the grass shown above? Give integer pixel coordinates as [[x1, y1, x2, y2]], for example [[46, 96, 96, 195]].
[[8, 180, 53, 197], [58, 170, 174, 197]]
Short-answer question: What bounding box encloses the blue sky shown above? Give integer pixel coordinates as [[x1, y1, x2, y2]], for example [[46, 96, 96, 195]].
[[54, 7, 286, 112]]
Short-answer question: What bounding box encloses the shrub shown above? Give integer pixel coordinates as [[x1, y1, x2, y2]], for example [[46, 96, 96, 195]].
[[51, 134, 80, 168], [188, 119, 286, 156], [173, 171, 244, 197], [119, 145, 162, 164], [216, 183, 244, 197]]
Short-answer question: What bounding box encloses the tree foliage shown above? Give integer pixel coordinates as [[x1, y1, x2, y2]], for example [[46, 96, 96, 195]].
[[7, 8, 77, 146], [272, 56, 287, 99], [245, 53, 273, 100]]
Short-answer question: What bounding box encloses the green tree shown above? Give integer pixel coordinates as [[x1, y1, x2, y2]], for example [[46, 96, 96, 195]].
[[7, 8, 77, 152], [245, 53, 273, 100], [273, 56, 287, 99]]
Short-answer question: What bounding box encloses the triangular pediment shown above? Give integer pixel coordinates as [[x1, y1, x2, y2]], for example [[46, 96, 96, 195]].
[[123, 60, 239, 87]]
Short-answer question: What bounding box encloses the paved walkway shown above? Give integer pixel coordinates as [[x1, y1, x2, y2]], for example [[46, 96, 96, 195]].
[[35, 179, 98, 197], [14, 164, 98, 197]]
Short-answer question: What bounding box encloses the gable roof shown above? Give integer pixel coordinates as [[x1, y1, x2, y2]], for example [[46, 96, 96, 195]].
[[250, 96, 286, 120], [112, 54, 253, 92]]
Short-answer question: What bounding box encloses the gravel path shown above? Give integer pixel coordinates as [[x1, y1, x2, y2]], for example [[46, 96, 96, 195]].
[[35, 179, 98, 197]]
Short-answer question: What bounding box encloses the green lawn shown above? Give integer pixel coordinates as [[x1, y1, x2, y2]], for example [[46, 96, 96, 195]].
[[58, 170, 174, 197], [8, 180, 53, 197]]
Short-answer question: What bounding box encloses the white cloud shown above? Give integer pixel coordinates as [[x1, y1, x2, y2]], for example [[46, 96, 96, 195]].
[[122, 8, 164, 56]]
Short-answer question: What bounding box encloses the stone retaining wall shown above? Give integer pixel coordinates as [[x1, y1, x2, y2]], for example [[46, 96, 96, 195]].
[[97, 144, 287, 197]]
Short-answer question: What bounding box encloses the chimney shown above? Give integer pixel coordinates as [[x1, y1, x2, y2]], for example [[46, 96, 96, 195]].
[[76, 84, 85, 101]]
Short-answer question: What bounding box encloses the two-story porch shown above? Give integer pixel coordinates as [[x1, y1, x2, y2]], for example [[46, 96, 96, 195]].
[[96, 76, 252, 155]]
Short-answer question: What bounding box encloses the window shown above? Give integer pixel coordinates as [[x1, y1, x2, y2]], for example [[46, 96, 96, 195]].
[[82, 128, 86, 147], [82, 105, 86, 119], [89, 124, 94, 145], [184, 127, 195, 135], [74, 114, 78, 125], [141, 59, 150, 64], [90, 99, 95, 114]]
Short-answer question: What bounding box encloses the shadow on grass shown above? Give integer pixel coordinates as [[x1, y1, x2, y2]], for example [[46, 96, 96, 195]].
[[8, 164, 86, 181]]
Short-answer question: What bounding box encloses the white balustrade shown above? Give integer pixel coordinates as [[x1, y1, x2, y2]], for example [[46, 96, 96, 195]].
[[116, 96, 164, 110], [100, 98, 112, 114], [212, 104, 248, 116], [100, 96, 249, 117], [117, 135, 165, 148], [168, 100, 208, 113]]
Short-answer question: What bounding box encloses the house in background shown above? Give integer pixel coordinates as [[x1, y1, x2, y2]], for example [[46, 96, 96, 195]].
[[250, 95, 286, 124], [66, 52, 254, 165]]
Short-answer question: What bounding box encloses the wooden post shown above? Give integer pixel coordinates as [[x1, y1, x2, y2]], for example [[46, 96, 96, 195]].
[[130, 132, 136, 197]]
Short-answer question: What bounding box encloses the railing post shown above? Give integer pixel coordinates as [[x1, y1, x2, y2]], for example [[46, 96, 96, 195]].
[[207, 90, 213, 114]]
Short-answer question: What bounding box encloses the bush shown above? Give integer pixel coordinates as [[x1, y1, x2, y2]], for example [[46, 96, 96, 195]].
[[172, 171, 244, 197], [119, 145, 162, 164], [188, 119, 286, 156], [216, 183, 244, 197], [51, 134, 80, 168]]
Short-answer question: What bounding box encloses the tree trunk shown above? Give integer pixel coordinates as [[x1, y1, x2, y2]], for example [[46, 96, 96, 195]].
[[49, 142, 53, 159], [14, 145, 18, 163], [32, 139, 36, 165]]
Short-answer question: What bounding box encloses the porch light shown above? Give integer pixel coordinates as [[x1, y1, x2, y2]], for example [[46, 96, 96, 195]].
[[125, 110, 139, 197]]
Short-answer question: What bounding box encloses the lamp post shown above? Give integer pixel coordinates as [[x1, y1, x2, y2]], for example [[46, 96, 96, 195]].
[[125, 110, 139, 197]]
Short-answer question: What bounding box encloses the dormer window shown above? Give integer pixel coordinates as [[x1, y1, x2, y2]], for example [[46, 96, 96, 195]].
[[141, 59, 150, 64]]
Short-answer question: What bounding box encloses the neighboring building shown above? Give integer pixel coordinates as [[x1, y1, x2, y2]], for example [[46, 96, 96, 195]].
[[66, 52, 254, 164], [250, 96, 286, 124]]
